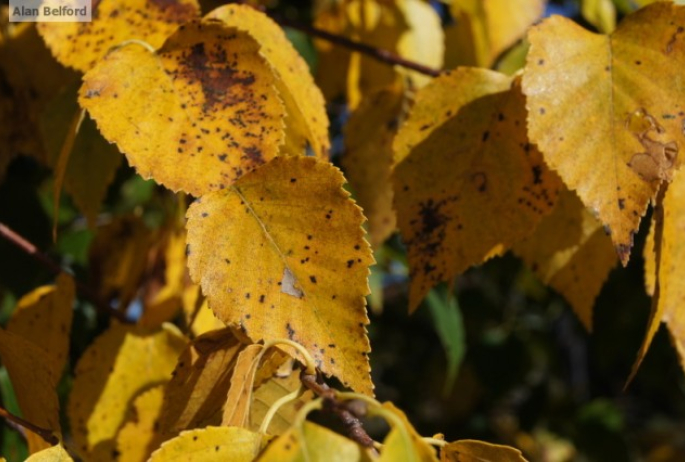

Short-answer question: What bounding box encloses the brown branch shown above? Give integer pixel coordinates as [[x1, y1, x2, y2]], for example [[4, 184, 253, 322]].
[[300, 372, 377, 450], [235, 1, 442, 78], [0, 405, 59, 446], [0, 222, 131, 324]]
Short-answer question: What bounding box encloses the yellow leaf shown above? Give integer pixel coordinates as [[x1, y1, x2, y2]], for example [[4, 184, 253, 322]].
[[0, 328, 60, 454], [633, 171, 685, 378], [395, 0, 444, 90], [25, 445, 74, 461], [157, 328, 245, 438], [513, 189, 617, 330], [444, 0, 544, 68], [378, 402, 438, 462], [441, 439, 528, 462], [221, 344, 264, 428], [314, 0, 442, 107], [68, 323, 187, 461], [393, 69, 561, 311], [88, 215, 153, 310], [41, 86, 121, 228], [581, 0, 617, 33], [221, 345, 293, 429], [140, 227, 189, 327], [149, 426, 266, 462], [116, 385, 165, 462], [259, 421, 365, 462], [522, 3, 685, 265], [342, 86, 404, 248], [186, 156, 374, 394], [79, 20, 286, 196], [37, 0, 200, 72], [250, 371, 313, 435], [7, 273, 74, 383], [206, 4, 329, 159], [182, 286, 225, 336], [644, 216, 656, 297]]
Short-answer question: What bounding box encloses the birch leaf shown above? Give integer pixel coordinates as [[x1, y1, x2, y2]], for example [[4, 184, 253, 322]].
[[393, 69, 561, 311], [444, 0, 544, 68], [514, 189, 617, 330], [149, 427, 266, 462], [378, 402, 438, 462], [25, 445, 74, 461], [0, 328, 61, 454], [68, 323, 187, 461], [186, 156, 374, 394], [441, 440, 528, 462], [79, 20, 286, 196], [522, 2, 685, 265], [7, 273, 75, 383], [206, 4, 329, 159], [258, 421, 365, 462], [158, 328, 245, 438], [37, 0, 200, 72], [342, 86, 404, 248], [116, 385, 165, 462], [41, 86, 121, 228], [634, 171, 685, 378]]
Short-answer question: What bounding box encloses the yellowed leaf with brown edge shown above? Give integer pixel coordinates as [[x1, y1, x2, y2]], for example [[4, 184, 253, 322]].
[[441, 440, 528, 462], [182, 285, 225, 336], [444, 0, 544, 68], [149, 426, 267, 462], [0, 328, 60, 454], [258, 421, 366, 462], [393, 69, 561, 312], [631, 171, 685, 380], [343, 85, 404, 248], [206, 4, 329, 159], [139, 227, 189, 328], [89, 215, 154, 310], [522, 2, 685, 266], [157, 328, 245, 438], [79, 20, 286, 197], [37, 0, 199, 72], [116, 385, 165, 462], [68, 323, 187, 461], [378, 402, 438, 462], [25, 445, 74, 461], [250, 371, 313, 435], [513, 189, 617, 330], [7, 273, 74, 383], [186, 156, 374, 394], [41, 85, 121, 228]]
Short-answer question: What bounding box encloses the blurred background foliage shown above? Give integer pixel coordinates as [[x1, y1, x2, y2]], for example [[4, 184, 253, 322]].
[[2, 0, 685, 461]]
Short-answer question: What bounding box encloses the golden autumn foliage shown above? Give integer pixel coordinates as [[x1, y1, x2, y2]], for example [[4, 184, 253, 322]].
[[2, 0, 685, 460]]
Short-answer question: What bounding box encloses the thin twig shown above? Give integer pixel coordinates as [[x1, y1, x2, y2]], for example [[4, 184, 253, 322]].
[[300, 372, 377, 449], [0, 405, 59, 446], [0, 222, 131, 323], [236, 1, 442, 78]]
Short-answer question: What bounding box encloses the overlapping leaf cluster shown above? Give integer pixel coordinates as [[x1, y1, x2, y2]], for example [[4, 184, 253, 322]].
[[1, 0, 684, 460]]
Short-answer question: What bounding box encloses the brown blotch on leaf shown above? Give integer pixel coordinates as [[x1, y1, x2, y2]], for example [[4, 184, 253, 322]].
[[180, 42, 256, 111], [471, 172, 487, 192]]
